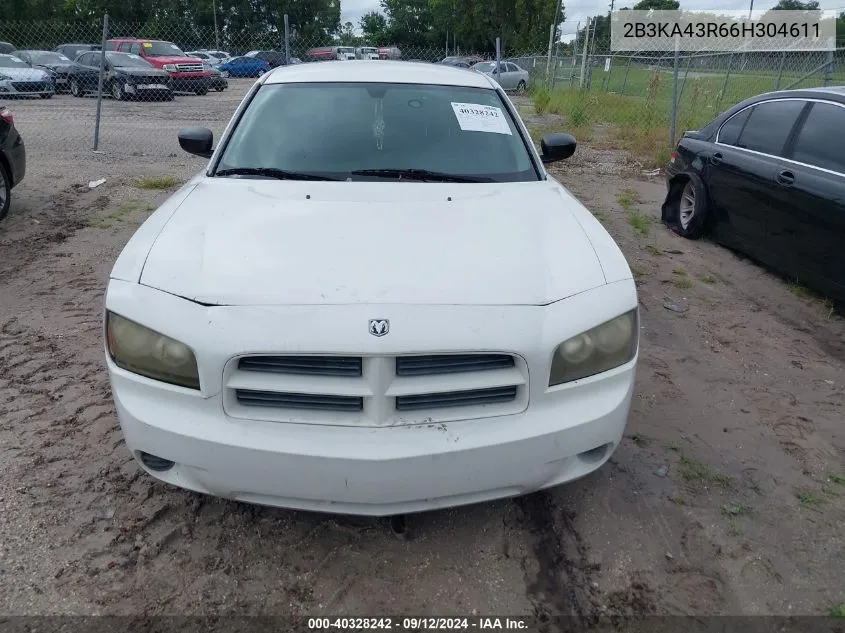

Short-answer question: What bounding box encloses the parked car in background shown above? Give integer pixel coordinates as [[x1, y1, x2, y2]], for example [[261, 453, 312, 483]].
[[55, 43, 101, 59], [186, 51, 228, 66], [69, 51, 173, 101], [244, 50, 288, 68], [14, 50, 76, 93], [204, 65, 228, 91], [0, 42, 16, 55], [0, 104, 25, 223], [289, 57, 302, 64], [0, 54, 55, 99], [356, 46, 380, 60], [662, 87, 845, 307], [218, 56, 269, 78], [440, 55, 484, 68], [105, 38, 212, 95], [473, 61, 529, 92]]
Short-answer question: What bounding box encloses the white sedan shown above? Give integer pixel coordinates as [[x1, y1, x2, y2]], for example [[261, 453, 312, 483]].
[[104, 60, 639, 517]]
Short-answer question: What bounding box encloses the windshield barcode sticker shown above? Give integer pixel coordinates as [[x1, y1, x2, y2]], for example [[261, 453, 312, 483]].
[[451, 103, 512, 135]]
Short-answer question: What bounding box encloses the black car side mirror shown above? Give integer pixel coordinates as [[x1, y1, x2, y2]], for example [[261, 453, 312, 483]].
[[541, 133, 577, 163], [179, 127, 214, 158]]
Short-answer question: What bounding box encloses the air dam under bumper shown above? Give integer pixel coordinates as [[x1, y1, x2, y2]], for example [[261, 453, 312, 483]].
[[110, 361, 633, 516]]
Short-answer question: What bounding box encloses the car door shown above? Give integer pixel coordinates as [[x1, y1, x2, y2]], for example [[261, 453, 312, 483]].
[[774, 100, 845, 300], [76, 52, 99, 89], [707, 98, 806, 265]]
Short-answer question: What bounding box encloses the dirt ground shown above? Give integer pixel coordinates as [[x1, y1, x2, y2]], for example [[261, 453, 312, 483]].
[[0, 85, 843, 620]]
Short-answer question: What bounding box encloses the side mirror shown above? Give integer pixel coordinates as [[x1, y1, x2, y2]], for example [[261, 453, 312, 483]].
[[178, 127, 214, 158], [541, 132, 577, 163]]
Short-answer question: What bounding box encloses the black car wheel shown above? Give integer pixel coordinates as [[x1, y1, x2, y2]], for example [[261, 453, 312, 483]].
[[195, 88, 208, 96], [70, 79, 84, 97], [164, 92, 174, 101], [516, 80, 526, 92], [40, 93, 53, 99], [0, 161, 10, 223], [111, 81, 123, 101], [663, 173, 709, 239]]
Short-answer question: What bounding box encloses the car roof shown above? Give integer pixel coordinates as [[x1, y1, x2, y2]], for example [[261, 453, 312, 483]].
[[263, 60, 496, 89]]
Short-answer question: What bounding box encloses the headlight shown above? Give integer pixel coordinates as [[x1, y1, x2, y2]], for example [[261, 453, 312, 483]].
[[549, 309, 638, 386], [106, 311, 200, 390], [163, 64, 178, 72]]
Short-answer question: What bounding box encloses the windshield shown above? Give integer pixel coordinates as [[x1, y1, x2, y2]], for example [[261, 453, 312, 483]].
[[107, 52, 153, 68], [211, 52, 228, 59], [0, 55, 29, 69], [338, 47, 354, 53], [142, 41, 185, 57], [474, 62, 497, 72], [30, 51, 72, 64], [216, 82, 537, 182]]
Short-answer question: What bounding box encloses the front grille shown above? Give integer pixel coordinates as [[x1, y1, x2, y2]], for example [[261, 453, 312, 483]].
[[239, 355, 362, 377], [226, 353, 527, 426], [396, 354, 514, 376], [12, 81, 48, 92], [236, 389, 363, 411], [175, 63, 204, 73], [396, 386, 518, 411]]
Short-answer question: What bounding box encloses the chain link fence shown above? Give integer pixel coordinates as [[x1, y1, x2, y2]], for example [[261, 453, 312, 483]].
[[1, 15, 843, 171]]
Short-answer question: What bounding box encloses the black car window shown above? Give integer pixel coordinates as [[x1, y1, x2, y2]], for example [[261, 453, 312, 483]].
[[717, 107, 751, 145], [790, 102, 845, 174], [129, 44, 141, 55], [735, 100, 805, 157], [507, 63, 519, 72]]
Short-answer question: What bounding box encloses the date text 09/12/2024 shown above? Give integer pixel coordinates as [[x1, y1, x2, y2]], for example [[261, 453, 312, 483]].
[[307, 617, 530, 630]]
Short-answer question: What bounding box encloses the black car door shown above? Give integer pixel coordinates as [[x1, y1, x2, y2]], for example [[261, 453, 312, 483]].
[[706, 98, 806, 266], [76, 52, 101, 89], [775, 100, 845, 301]]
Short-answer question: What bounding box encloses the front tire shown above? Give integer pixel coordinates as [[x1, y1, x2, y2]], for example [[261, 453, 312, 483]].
[[663, 173, 709, 239], [70, 79, 84, 97], [195, 88, 208, 96], [40, 93, 53, 99], [0, 161, 11, 223], [516, 80, 526, 93], [111, 81, 123, 101]]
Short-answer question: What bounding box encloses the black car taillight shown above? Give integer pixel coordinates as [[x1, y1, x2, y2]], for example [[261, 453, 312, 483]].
[[670, 150, 679, 164], [0, 106, 12, 125]]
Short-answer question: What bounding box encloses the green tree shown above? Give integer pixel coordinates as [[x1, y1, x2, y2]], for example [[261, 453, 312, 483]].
[[771, 0, 819, 9], [359, 10, 389, 42], [631, 0, 680, 9]]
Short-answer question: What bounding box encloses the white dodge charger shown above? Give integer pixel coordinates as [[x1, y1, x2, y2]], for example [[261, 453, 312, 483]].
[[104, 61, 639, 516]]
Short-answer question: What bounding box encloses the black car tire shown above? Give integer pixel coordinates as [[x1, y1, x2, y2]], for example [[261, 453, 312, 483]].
[[663, 173, 708, 239], [195, 88, 208, 96], [0, 161, 10, 223], [516, 80, 526, 92], [164, 93, 174, 101], [70, 79, 84, 97], [111, 81, 123, 101], [40, 93, 53, 99], [214, 86, 225, 92]]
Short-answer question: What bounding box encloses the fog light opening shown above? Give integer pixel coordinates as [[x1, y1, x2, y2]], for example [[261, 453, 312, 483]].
[[577, 443, 612, 465], [389, 514, 407, 539], [138, 451, 175, 472]]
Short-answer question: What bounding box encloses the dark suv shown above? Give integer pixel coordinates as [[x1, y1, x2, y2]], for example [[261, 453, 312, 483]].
[[245, 50, 287, 68], [1, 105, 26, 222], [55, 43, 101, 59]]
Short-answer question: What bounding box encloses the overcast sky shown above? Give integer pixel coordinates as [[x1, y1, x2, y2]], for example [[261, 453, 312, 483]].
[[340, 0, 844, 42]]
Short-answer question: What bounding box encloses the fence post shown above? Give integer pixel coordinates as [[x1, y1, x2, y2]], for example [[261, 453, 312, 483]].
[[824, 49, 834, 86], [669, 35, 680, 150], [774, 50, 786, 90], [92, 13, 109, 152], [620, 55, 632, 95], [579, 18, 590, 88], [717, 53, 734, 109], [283, 14, 290, 64], [496, 37, 501, 75], [546, 23, 555, 88]]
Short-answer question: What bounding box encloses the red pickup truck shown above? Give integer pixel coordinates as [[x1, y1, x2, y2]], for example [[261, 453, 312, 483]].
[[105, 38, 212, 95]]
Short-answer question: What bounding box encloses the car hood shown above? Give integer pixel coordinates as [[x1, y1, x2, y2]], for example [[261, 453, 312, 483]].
[[115, 67, 169, 77], [138, 179, 609, 306], [37, 62, 74, 72], [0, 67, 49, 80], [150, 56, 200, 64]]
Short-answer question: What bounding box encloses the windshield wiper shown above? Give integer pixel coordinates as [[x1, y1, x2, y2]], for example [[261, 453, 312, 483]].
[[215, 167, 341, 181], [350, 168, 491, 183]]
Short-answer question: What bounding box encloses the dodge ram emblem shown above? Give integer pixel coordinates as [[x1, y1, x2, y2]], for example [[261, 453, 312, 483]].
[[368, 319, 389, 337]]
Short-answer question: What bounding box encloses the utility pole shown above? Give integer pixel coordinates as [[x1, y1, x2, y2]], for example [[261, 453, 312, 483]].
[[212, 0, 219, 50], [579, 17, 591, 88]]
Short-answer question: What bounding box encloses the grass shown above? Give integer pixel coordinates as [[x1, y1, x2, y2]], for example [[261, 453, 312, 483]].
[[631, 264, 650, 281], [135, 176, 179, 190], [699, 273, 717, 284], [796, 489, 825, 506], [677, 457, 735, 491], [829, 604, 845, 618], [787, 281, 812, 299], [627, 211, 651, 236], [829, 474, 845, 486], [672, 276, 694, 290], [727, 520, 744, 537], [671, 266, 687, 276], [646, 244, 665, 257], [669, 495, 686, 505], [629, 432, 650, 446], [86, 202, 157, 229], [721, 500, 752, 517], [616, 188, 641, 210]]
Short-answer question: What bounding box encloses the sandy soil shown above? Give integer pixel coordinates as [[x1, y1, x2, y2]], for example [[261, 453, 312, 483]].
[[0, 87, 843, 620]]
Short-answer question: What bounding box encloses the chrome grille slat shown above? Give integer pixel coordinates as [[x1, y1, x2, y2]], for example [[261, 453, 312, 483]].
[[236, 389, 363, 411], [175, 63, 204, 72], [396, 386, 518, 411], [396, 354, 514, 376], [239, 355, 362, 377]]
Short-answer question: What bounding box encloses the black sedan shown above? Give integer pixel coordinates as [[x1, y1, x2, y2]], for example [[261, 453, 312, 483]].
[[15, 49, 77, 93], [68, 51, 173, 101], [662, 86, 845, 307], [0, 104, 26, 222]]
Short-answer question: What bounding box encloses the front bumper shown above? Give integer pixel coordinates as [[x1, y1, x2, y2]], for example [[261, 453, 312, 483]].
[[170, 76, 212, 92], [0, 80, 54, 97], [106, 279, 638, 516]]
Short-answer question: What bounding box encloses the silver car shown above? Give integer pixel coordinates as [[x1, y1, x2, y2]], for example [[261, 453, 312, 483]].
[[473, 61, 530, 92], [0, 54, 55, 98]]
